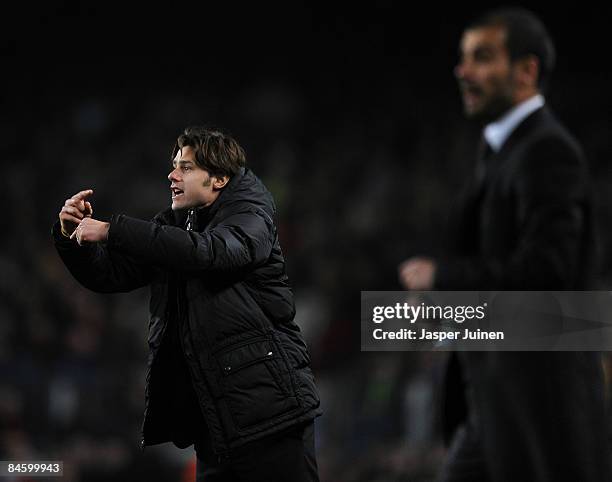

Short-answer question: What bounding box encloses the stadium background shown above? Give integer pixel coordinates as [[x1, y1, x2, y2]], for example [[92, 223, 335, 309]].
[[2, 3, 612, 480]]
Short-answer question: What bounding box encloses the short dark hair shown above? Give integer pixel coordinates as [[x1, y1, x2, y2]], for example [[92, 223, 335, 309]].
[[468, 8, 556, 91], [171, 126, 246, 178]]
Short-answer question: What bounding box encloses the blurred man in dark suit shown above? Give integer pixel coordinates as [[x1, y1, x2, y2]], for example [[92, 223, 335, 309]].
[[399, 8, 610, 482]]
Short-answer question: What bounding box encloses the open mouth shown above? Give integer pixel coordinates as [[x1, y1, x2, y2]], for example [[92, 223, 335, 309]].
[[460, 84, 482, 106], [171, 187, 184, 199]]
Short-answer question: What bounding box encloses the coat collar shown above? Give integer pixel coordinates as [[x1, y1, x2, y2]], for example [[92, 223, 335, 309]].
[[484, 94, 545, 152]]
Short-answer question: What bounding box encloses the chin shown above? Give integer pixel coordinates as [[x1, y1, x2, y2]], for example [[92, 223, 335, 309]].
[[172, 198, 201, 211], [465, 106, 496, 124], [471, 97, 514, 123], [464, 102, 484, 118], [171, 200, 185, 211]]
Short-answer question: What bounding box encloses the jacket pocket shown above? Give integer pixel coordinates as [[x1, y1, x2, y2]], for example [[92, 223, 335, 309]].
[[216, 337, 299, 430]]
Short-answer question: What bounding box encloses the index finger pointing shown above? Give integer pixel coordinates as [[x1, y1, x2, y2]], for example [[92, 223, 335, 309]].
[[72, 189, 94, 200]]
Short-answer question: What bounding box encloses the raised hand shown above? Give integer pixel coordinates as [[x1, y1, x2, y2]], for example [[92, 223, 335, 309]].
[[398, 257, 437, 290], [59, 189, 94, 237]]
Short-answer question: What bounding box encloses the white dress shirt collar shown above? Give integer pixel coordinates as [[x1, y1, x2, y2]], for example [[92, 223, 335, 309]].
[[484, 94, 545, 152]]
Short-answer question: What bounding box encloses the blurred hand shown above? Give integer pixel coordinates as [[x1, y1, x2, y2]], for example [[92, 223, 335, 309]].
[[398, 257, 437, 290], [59, 189, 94, 237], [70, 217, 110, 246]]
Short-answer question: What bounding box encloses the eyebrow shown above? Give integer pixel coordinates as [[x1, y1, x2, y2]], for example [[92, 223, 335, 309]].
[[474, 45, 496, 53], [459, 43, 497, 55], [172, 159, 195, 167], [458, 46, 496, 61]]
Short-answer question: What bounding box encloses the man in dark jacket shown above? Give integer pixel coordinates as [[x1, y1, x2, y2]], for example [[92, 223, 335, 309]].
[[399, 8, 610, 482], [53, 127, 321, 481]]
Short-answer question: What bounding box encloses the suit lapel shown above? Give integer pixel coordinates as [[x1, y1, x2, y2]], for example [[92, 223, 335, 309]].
[[476, 106, 548, 194], [495, 106, 547, 160]]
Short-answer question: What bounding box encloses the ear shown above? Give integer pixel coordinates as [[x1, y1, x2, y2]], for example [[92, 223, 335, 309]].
[[212, 175, 230, 190], [513, 55, 539, 89]]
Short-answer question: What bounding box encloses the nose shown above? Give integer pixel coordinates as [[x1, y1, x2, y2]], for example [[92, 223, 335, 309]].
[[168, 167, 181, 183], [454, 61, 466, 80], [454, 57, 473, 82]]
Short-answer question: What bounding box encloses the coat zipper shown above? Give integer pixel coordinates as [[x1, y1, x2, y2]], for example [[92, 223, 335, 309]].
[[186, 208, 195, 231], [179, 213, 232, 457]]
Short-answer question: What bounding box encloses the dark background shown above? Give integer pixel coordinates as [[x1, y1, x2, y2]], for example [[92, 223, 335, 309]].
[[2, 2, 612, 481]]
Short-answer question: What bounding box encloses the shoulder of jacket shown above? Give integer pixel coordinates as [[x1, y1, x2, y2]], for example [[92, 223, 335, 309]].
[[523, 129, 584, 164], [212, 201, 275, 228]]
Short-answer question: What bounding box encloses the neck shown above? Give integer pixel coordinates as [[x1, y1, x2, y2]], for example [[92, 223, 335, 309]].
[[513, 88, 539, 107]]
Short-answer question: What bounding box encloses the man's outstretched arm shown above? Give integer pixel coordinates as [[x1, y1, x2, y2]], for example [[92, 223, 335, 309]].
[[75, 207, 275, 274]]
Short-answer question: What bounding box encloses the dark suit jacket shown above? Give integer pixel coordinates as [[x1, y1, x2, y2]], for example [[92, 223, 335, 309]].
[[436, 106, 594, 291], [436, 106, 609, 481]]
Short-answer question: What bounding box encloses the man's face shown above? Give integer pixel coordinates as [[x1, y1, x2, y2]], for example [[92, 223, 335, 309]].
[[168, 146, 220, 211], [455, 26, 516, 121]]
